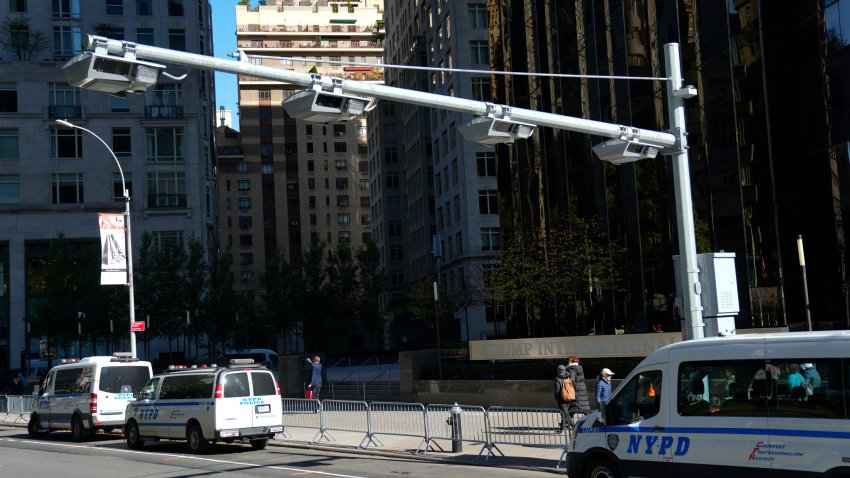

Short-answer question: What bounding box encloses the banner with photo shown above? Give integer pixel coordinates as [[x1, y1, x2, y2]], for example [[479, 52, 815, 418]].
[[99, 213, 128, 285]]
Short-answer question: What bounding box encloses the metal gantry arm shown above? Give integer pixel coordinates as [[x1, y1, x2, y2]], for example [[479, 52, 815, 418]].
[[69, 35, 704, 340]]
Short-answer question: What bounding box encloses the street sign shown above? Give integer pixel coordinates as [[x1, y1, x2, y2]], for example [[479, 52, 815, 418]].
[[131, 321, 145, 332]]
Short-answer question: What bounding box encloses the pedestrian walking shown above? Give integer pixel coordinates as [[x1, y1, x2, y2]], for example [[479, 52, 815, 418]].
[[554, 364, 571, 432], [305, 355, 323, 401], [566, 355, 590, 424], [596, 368, 615, 409]]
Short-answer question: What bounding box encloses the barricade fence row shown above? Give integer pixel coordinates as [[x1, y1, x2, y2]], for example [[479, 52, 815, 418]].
[[0, 395, 36, 423], [314, 399, 369, 445], [365, 401, 426, 451]]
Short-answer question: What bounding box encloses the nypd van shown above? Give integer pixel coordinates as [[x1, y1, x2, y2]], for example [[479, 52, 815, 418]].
[[28, 353, 153, 441], [124, 359, 283, 453], [567, 331, 850, 478]]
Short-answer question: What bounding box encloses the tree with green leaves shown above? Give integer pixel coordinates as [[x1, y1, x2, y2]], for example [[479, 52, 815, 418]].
[[258, 246, 297, 340], [202, 241, 242, 357]]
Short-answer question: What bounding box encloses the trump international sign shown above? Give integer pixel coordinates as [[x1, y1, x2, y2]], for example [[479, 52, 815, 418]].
[[469, 332, 683, 360]]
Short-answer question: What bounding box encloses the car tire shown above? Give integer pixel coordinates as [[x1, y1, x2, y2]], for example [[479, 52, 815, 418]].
[[186, 423, 209, 454], [584, 456, 621, 478], [27, 414, 47, 438], [125, 421, 144, 450], [71, 415, 91, 442], [250, 438, 268, 450]]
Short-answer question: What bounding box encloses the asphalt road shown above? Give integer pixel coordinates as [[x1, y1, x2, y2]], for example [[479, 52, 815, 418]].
[[0, 427, 554, 477]]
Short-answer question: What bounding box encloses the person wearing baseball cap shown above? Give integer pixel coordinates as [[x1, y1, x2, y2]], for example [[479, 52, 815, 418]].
[[596, 368, 615, 409]]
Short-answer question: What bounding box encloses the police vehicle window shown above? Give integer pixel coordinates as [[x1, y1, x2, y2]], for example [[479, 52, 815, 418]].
[[54, 369, 78, 394], [678, 360, 766, 417], [251, 371, 276, 396], [766, 358, 844, 419], [222, 372, 250, 398], [99, 366, 151, 394], [607, 370, 662, 425], [42, 372, 55, 393], [184, 375, 214, 398], [141, 377, 160, 400]]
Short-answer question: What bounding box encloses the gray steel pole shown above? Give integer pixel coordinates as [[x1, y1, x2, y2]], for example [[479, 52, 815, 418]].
[[797, 235, 813, 331], [84, 35, 677, 149], [664, 44, 704, 340]]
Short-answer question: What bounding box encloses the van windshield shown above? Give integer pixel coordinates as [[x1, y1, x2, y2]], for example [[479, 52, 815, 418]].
[[99, 366, 151, 394]]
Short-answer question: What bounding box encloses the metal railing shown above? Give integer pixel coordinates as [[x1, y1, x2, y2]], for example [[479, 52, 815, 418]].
[[0, 395, 35, 424]]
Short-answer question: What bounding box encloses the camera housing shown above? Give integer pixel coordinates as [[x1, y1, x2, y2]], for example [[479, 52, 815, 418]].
[[283, 89, 369, 123], [62, 51, 165, 95], [458, 117, 535, 145], [592, 138, 661, 165]]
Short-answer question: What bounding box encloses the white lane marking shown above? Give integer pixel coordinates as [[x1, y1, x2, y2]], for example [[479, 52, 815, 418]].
[[0, 438, 370, 478]]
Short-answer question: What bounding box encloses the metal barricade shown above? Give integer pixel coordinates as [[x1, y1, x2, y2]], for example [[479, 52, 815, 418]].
[[485, 406, 569, 466], [314, 399, 369, 446], [16, 395, 35, 423], [363, 401, 427, 451], [0, 395, 7, 414], [423, 404, 490, 458], [281, 398, 322, 439]]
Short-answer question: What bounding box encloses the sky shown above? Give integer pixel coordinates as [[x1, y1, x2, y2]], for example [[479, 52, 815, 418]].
[[211, 1, 240, 130]]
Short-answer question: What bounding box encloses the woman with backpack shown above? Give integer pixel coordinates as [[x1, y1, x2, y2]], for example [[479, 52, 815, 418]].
[[566, 355, 590, 424], [554, 364, 571, 432]]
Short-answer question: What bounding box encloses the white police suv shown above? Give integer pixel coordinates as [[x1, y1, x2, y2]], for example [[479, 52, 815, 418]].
[[28, 353, 153, 441], [124, 359, 283, 453]]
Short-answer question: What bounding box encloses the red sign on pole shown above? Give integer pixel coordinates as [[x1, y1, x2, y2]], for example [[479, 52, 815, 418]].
[[131, 321, 146, 332]]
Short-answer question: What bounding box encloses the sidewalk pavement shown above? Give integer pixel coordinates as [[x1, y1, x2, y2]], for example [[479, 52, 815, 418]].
[[0, 414, 567, 475]]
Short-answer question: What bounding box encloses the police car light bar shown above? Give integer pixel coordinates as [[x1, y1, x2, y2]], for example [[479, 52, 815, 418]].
[[60, 358, 80, 363]]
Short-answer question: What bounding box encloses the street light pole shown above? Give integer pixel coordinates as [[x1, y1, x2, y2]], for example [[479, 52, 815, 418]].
[[55, 119, 137, 358]]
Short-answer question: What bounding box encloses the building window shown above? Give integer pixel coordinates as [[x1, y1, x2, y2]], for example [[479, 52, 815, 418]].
[[0, 128, 19, 159], [50, 127, 83, 159], [262, 164, 274, 174], [454, 194, 461, 221], [361, 214, 371, 226], [112, 128, 131, 158], [105, 0, 123, 15], [236, 162, 249, 172], [309, 214, 317, 225], [471, 77, 491, 101], [333, 124, 346, 136], [52, 173, 83, 203], [389, 221, 401, 237], [334, 142, 347, 153], [338, 231, 351, 243], [168, 29, 186, 51], [469, 40, 489, 65], [237, 179, 250, 191], [53, 26, 81, 57], [478, 190, 498, 214], [308, 178, 316, 189], [145, 127, 184, 162], [0, 83, 17, 112], [336, 178, 349, 189], [357, 125, 367, 136], [337, 195, 349, 207], [167, 0, 183, 16], [10, 0, 27, 12], [238, 198, 252, 209], [335, 159, 347, 170], [147, 171, 185, 208], [485, 303, 505, 323], [359, 179, 369, 190], [49, 83, 80, 119], [386, 172, 400, 188], [52, 0, 80, 18], [136, 0, 152, 15], [476, 152, 496, 176], [468, 4, 487, 28], [360, 195, 369, 207], [337, 213, 350, 225], [390, 270, 404, 285], [239, 234, 253, 246], [0, 175, 20, 204], [241, 271, 255, 285], [145, 84, 183, 118], [456, 231, 463, 255], [390, 245, 403, 261], [358, 144, 368, 155], [111, 95, 129, 112], [240, 253, 253, 265], [238, 216, 252, 228], [113, 172, 132, 201], [480, 227, 500, 251], [136, 27, 154, 45]]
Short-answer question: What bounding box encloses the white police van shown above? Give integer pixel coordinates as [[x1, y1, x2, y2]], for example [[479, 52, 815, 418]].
[[28, 353, 153, 441], [124, 359, 283, 453], [568, 331, 850, 478]]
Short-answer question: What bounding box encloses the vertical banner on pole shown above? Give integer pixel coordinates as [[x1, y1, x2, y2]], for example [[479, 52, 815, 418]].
[[98, 213, 128, 285]]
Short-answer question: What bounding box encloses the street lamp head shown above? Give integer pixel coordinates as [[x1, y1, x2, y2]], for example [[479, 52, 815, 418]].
[[592, 138, 660, 165], [55, 119, 75, 129]]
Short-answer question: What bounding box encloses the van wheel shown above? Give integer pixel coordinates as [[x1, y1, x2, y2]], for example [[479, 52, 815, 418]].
[[27, 414, 47, 438], [250, 438, 268, 450], [71, 416, 91, 442], [125, 421, 144, 450], [186, 423, 209, 454], [584, 456, 621, 478]]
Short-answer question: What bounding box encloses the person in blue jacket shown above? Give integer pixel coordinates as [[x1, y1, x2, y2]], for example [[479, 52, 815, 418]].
[[595, 368, 615, 410], [305, 355, 323, 400]]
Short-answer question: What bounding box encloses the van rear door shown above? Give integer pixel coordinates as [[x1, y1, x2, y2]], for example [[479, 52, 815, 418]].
[[249, 371, 282, 430], [96, 365, 152, 422], [215, 371, 254, 436]]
